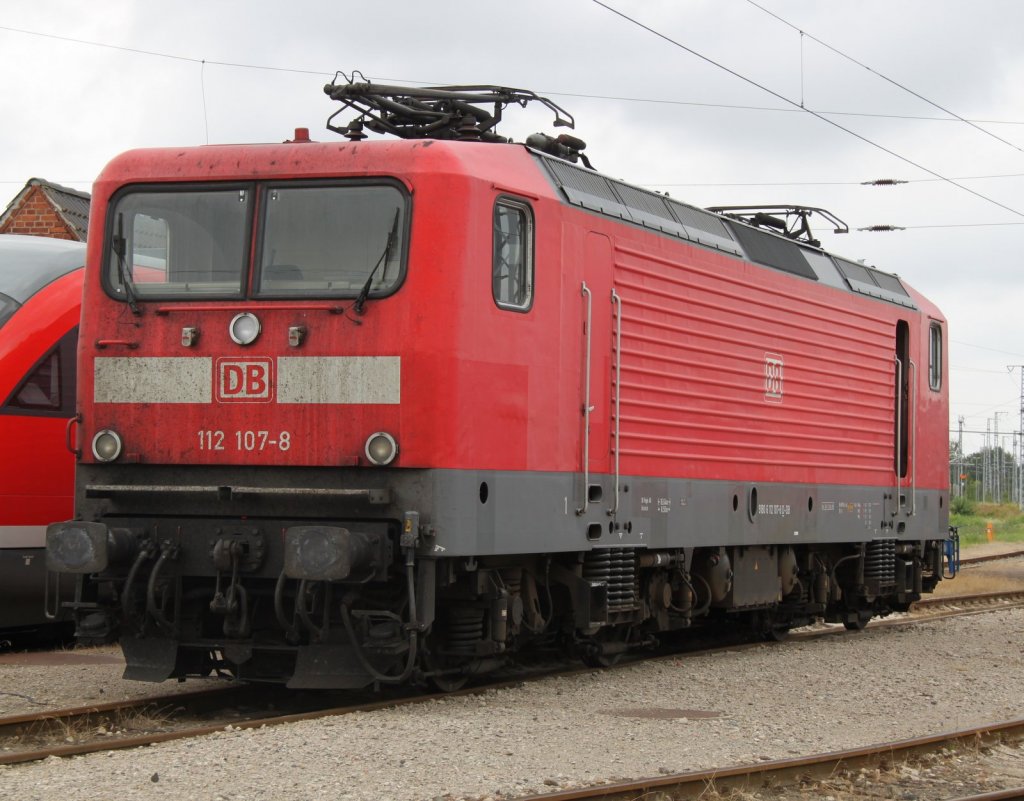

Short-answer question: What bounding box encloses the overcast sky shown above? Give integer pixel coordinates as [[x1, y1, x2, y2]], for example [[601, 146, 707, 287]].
[[2, 0, 1023, 456]]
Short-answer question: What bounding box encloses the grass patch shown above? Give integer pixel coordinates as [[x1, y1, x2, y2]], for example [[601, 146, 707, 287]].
[[950, 502, 1024, 545]]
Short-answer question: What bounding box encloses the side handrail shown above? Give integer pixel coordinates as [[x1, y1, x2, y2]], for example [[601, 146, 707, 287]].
[[894, 355, 902, 516], [43, 570, 61, 620], [577, 282, 593, 515], [609, 288, 622, 516], [909, 358, 917, 516], [64, 412, 82, 458]]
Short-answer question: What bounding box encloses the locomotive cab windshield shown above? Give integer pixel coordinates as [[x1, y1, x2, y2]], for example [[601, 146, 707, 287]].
[[105, 181, 408, 301]]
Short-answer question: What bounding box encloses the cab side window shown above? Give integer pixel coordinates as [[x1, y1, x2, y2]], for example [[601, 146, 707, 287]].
[[928, 322, 942, 391], [492, 198, 534, 311]]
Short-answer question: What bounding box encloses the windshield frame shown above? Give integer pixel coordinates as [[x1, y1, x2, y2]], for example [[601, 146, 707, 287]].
[[102, 178, 411, 304], [252, 178, 411, 301], [103, 181, 255, 303]]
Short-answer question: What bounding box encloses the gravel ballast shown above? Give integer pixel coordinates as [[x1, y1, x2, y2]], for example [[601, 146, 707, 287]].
[[2, 606, 1023, 801]]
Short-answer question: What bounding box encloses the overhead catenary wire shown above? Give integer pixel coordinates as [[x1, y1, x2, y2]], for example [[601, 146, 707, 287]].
[[742, 0, 1024, 156], [3, 23, 1024, 128], [3, 18, 1024, 230], [643, 172, 1024, 188], [589, 0, 1024, 221]]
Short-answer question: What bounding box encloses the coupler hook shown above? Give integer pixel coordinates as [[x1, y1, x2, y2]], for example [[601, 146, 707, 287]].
[[146, 542, 180, 633]]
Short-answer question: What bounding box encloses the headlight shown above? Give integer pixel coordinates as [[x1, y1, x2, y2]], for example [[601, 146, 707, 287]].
[[229, 312, 261, 345], [92, 429, 123, 462], [364, 431, 398, 466]]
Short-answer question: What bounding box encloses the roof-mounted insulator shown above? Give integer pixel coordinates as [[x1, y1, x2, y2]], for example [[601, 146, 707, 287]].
[[343, 120, 367, 142], [861, 178, 908, 186], [858, 225, 906, 232]]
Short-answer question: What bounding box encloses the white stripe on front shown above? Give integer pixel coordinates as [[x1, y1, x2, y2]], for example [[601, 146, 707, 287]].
[[277, 356, 401, 404], [94, 357, 213, 404]]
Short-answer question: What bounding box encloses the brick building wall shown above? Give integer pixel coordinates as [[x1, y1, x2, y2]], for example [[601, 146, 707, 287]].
[[0, 184, 79, 240]]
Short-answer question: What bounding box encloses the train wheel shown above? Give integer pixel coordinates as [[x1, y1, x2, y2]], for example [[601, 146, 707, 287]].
[[421, 640, 470, 692], [753, 610, 792, 642], [580, 626, 630, 668], [842, 610, 872, 631], [765, 622, 792, 642], [428, 667, 470, 693]]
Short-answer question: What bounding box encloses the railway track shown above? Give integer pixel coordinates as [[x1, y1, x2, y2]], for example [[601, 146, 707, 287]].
[[2, 585, 1022, 768], [514, 717, 1024, 801], [959, 548, 1024, 566]]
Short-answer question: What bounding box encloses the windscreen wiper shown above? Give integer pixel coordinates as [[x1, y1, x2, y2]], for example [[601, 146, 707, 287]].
[[114, 213, 140, 315], [353, 207, 400, 316]]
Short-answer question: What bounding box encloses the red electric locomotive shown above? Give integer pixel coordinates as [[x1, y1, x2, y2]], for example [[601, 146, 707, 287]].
[[1, 234, 85, 637], [46, 82, 954, 688]]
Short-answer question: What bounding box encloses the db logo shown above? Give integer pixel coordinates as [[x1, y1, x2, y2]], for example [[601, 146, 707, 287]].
[[764, 353, 784, 403], [216, 358, 274, 403]]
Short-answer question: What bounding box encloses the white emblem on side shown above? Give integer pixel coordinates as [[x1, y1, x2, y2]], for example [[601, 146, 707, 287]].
[[764, 352, 784, 403]]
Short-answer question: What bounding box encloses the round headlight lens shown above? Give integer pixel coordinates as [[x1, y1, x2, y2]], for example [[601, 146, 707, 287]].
[[364, 432, 398, 466], [92, 429, 123, 462], [229, 312, 261, 345]]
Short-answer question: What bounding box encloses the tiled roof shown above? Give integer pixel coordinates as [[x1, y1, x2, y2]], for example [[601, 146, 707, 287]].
[[0, 178, 91, 241], [38, 179, 91, 241]]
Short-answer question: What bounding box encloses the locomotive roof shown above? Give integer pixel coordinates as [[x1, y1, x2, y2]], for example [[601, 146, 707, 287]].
[[530, 150, 917, 311], [95, 136, 924, 314], [0, 234, 85, 303], [314, 78, 920, 311]]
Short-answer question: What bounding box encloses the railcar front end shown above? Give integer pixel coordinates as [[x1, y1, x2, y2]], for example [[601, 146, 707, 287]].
[[1, 234, 84, 636]]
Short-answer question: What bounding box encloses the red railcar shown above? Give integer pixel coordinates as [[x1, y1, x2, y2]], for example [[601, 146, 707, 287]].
[[0, 234, 84, 635], [46, 84, 953, 687]]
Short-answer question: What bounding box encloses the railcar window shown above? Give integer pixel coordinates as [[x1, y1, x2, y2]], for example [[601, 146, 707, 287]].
[[9, 349, 60, 410], [256, 184, 406, 298], [493, 199, 534, 311], [929, 322, 943, 391], [1, 328, 76, 416], [0, 293, 17, 330], [106, 188, 251, 299]]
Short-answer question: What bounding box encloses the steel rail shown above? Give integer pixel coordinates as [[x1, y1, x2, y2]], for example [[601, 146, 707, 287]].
[[947, 789, 1024, 801], [911, 589, 1024, 612], [2, 587, 1022, 767], [514, 718, 1024, 801], [0, 678, 504, 766], [960, 548, 1024, 566]]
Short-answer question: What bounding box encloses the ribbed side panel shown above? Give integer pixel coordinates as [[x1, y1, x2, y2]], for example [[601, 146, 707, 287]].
[[612, 241, 895, 483]]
